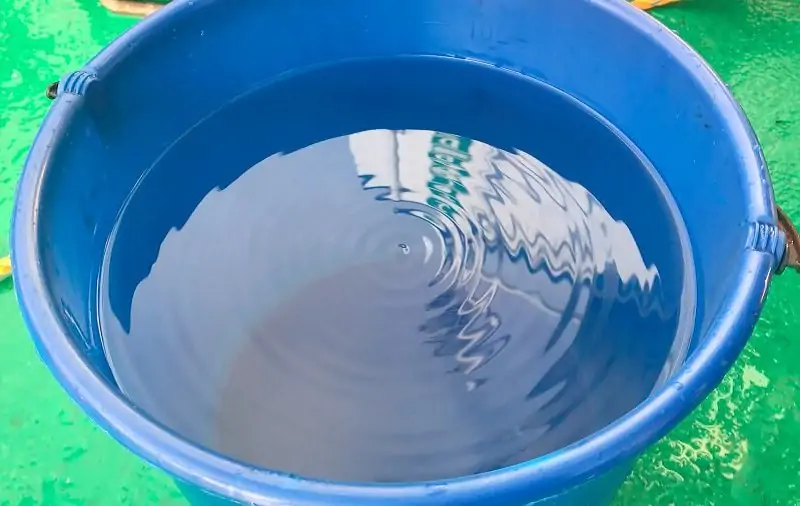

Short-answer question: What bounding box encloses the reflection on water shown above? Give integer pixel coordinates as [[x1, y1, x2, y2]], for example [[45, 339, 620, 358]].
[[97, 57, 694, 483], [99, 129, 689, 482]]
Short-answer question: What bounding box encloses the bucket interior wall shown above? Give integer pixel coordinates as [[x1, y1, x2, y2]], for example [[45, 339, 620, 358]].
[[34, 0, 765, 474]]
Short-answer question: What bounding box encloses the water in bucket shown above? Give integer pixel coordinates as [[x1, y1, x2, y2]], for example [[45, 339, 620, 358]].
[[95, 56, 696, 483]]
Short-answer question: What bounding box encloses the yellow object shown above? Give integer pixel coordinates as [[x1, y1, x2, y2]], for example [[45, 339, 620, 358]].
[[631, 0, 681, 9], [0, 256, 10, 282], [100, 0, 163, 16]]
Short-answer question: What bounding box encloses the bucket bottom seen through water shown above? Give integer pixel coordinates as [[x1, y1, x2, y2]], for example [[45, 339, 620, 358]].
[[95, 56, 696, 484]]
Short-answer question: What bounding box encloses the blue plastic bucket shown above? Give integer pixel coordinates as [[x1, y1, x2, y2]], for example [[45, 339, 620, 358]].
[[11, 0, 799, 504]]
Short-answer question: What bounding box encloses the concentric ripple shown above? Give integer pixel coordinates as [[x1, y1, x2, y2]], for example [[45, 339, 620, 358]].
[[96, 57, 694, 485]]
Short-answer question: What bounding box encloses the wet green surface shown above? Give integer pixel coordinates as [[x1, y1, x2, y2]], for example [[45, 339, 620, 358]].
[[0, 0, 798, 504]]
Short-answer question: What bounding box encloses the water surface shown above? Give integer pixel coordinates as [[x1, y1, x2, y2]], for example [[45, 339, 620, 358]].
[[96, 56, 695, 483]]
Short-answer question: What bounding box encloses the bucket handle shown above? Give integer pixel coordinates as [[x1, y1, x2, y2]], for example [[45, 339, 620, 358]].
[[46, 81, 58, 100], [777, 207, 800, 274]]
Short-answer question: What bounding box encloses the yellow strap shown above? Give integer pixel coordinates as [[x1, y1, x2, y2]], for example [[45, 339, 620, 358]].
[[631, 0, 681, 9], [0, 255, 11, 282], [100, 0, 164, 17]]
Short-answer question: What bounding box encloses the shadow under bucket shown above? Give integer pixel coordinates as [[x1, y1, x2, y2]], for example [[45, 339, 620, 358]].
[[11, 0, 799, 504]]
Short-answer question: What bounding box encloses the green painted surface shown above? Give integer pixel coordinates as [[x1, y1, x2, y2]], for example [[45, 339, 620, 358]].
[[0, 0, 798, 504]]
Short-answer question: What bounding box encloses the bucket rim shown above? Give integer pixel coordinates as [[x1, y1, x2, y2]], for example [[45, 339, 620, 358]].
[[11, 0, 776, 503]]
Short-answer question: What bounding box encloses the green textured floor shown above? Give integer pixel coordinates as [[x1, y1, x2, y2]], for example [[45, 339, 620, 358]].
[[1, 0, 799, 504]]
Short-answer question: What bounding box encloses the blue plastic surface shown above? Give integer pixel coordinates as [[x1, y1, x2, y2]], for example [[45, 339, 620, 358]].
[[10, 0, 780, 504]]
